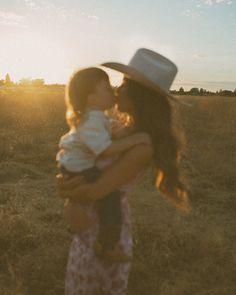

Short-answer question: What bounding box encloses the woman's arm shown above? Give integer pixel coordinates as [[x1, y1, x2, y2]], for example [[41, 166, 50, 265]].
[[100, 132, 151, 157], [62, 144, 153, 202]]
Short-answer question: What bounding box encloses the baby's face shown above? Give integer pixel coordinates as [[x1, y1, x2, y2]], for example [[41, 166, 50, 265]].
[[90, 78, 116, 111]]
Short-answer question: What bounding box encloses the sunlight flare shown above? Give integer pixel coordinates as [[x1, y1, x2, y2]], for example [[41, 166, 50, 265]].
[[1, 32, 67, 83]]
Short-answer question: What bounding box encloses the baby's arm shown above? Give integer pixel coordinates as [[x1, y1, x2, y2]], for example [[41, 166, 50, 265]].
[[100, 132, 151, 157]]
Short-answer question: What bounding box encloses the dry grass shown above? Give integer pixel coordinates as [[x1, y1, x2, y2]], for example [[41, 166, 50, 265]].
[[0, 88, 235, 295]]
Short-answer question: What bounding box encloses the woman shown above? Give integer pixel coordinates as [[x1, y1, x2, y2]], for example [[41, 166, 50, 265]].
[[58, 48, 190, 295]]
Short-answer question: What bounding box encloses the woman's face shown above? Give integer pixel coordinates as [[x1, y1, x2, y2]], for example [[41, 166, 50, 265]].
[[116, 79, 134, 114]]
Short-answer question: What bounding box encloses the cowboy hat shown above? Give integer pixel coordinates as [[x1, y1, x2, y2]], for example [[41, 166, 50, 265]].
[[101, 48, 186, 104]]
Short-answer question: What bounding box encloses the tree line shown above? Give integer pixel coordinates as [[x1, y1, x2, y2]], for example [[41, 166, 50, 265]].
[[0, 73, 63, 87], [0, 73, 45, 87], [1, 73, 236, 96], [170, 87, 236, 97]]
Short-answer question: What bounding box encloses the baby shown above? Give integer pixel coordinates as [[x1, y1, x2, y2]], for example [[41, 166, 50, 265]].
[[56, 67, 150, 262]]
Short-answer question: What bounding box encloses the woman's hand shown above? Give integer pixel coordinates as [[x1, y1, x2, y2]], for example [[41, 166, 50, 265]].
[[56, 173, 87, 199]]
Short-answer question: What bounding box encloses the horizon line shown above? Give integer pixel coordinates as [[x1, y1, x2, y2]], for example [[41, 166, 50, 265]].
[[1, 74, 235, 92]]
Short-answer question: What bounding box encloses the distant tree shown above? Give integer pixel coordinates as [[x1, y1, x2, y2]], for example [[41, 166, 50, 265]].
[[219, 90, 233, 97], [179, 87, 185, 95], [234, 89, 236, 96], [189, 87, 200, 95], [5, 73, 12, 86], [19, 78, 32, 86], [32, 79, 45, 86], [199, 88, 206, 96]]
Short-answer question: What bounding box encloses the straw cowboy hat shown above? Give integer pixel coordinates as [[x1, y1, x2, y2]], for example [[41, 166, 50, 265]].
[[102, 48, 190, 105]]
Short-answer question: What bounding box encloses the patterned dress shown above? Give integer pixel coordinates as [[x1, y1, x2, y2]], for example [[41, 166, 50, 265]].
[[65, 193, 133, 295]]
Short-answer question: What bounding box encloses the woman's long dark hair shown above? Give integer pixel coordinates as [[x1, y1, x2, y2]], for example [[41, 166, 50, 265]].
[[125, 78, 189, 212]]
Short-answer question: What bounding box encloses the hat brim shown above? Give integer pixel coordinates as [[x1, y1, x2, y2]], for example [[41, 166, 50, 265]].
[[101, 62, 180, 102]]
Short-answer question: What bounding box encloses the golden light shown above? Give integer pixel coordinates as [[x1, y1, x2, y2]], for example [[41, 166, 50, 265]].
[[1, 31, 67, 83]]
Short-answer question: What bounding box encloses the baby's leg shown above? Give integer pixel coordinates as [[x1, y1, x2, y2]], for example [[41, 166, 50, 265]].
[[62, 167, 99, 234], [64, 199, 96, 233]]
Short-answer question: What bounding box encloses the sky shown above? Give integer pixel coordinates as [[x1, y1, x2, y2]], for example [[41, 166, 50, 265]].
[[0, 0, 236, 91]]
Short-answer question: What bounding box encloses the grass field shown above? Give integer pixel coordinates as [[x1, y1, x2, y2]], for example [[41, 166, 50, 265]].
[[0, 87, 235, 295]]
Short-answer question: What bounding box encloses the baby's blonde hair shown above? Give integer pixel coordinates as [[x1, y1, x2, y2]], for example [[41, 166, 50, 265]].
[[65, 67, 109, 127]]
